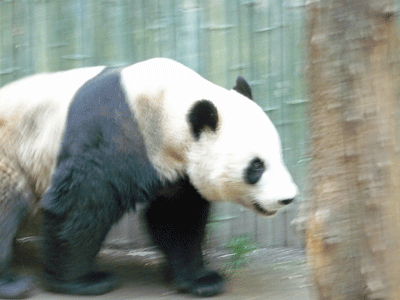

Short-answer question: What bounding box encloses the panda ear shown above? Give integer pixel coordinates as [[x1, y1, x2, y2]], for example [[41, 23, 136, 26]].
[[233, 76, 253, 100], [188, 100, 219, 140]]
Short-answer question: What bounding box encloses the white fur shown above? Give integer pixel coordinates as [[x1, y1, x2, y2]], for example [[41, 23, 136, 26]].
[[120, 58, 227, 182]]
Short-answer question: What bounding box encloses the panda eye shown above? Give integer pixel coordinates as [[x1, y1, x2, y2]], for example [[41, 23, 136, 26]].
[[252, 159, 264, 170], [245, 158, 266, 185]]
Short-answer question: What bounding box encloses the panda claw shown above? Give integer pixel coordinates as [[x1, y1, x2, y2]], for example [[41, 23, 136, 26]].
[[41, 271, 120, 296], [189, 271, 224, 298], [0, 273, 34, 299]]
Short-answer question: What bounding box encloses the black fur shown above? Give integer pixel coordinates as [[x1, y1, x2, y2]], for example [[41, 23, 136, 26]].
[[145, 180, 223, 297], [187, 100, 219, 140], [244, 157, 266, 185], [40, 68, 224, 297], [233, 76, 253, 100]]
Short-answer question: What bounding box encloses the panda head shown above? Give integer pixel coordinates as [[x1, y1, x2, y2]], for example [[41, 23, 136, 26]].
[[186, 77, 298, 216]]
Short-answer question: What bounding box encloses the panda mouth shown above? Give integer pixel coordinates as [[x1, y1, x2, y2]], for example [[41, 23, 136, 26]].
[[253, 202, 277, 216]]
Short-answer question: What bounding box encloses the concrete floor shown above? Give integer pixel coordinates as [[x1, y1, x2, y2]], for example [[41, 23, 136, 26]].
[[14, 242, 317, 300]]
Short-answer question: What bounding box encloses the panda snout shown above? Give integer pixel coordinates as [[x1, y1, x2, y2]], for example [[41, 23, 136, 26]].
[[253, 202, 277, 216], [251, 197, 294, 216], [278, 198, 294, 206]]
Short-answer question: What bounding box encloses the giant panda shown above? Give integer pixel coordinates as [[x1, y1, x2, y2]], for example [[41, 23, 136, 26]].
[[0, 58, 297, 298]]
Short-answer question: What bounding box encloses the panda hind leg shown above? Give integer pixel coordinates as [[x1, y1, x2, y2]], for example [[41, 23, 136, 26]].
[[0, 159, 35, 299], [145, 181, 224, 297], [40, 160, 124, 295], [40, 207, 120, 296]]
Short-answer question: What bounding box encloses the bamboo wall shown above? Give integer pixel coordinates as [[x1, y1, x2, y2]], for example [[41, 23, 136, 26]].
[[0, 0, 308, 248]]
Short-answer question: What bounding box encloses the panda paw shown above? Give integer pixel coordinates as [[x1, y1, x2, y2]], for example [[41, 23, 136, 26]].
[[188, 271, 224, 298], [0, 273, 34, 299], [41, 271, 119, 295]]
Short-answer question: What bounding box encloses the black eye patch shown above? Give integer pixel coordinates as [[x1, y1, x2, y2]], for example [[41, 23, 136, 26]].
[[245, 158, 266, 184]]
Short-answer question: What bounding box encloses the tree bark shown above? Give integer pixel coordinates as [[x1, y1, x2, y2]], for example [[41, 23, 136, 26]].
[[306, 0, 400, 299]]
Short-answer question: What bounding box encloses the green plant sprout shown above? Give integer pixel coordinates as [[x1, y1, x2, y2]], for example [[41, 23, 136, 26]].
[[223, 234, 257, 279]]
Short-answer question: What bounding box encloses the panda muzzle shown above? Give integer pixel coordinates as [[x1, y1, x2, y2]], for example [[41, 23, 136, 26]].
[[253, 202, 277, 216]]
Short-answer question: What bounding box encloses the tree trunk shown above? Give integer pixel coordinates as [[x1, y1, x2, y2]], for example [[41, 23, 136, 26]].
[[306, 0, 400, 299]]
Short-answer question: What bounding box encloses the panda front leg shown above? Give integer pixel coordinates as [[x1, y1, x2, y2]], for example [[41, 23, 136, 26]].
[[0, 160, 34, 299], [145, 181, 224, 297], [40, 160, 123, 295]]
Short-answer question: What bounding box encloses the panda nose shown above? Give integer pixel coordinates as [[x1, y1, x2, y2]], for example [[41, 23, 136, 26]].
[[279, 198, 294, 206]]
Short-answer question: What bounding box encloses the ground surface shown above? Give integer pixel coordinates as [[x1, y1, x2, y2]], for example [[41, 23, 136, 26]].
[[15, 242, 317, 300]]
